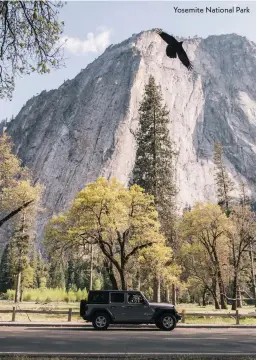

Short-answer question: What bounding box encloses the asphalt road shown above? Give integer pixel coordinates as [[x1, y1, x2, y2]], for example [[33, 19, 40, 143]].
[[0, 326, 255, 357]]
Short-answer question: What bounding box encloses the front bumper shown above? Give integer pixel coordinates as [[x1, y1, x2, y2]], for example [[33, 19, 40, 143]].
[[175, 313, 182, 321]]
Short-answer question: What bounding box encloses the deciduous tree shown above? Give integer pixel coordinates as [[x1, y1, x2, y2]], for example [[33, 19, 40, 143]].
[[179, 203, 231, 309], [45, 177, 166, 290], [0, 1, 65, 99]]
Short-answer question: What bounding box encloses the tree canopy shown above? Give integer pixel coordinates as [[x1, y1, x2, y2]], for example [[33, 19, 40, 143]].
[[0, 1, 65, 99], [45, 177, 173, 290], [0, 132, 42, 228]]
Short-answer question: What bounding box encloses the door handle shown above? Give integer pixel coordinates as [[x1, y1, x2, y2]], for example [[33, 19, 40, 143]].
[[111, 306, 116, 309], [126, 306, 132, 308]]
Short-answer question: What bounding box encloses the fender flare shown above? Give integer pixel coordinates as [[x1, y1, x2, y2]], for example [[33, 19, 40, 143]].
[[89, 308, 114, 322], [153, 308, 176, 322]]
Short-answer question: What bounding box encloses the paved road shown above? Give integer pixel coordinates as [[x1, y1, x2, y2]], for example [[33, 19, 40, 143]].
[[0, 326, 255, 357]]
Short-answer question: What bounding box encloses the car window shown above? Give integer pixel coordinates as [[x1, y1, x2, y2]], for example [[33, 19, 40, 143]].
[[88, 292, 109, 304], [110, 292, 125, 303], [128, 293, 145, 304]]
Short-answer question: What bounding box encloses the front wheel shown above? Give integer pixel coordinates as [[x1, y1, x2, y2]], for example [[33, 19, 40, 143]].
[[92, 312, 110, 330], [156, 313, 176, 331]]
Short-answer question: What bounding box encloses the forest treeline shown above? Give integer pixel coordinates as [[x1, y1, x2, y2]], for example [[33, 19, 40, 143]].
[[0, 76, 255, 311]]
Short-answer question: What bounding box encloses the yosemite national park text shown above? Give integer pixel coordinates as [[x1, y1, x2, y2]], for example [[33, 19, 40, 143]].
[[173, 6, 250, 14]]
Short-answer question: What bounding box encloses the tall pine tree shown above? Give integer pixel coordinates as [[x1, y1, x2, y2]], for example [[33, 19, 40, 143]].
[[132, 75, 177, 303], [132, 75, 177, 241], [0, 244, 14, 292], [213, 142, 234, 216]]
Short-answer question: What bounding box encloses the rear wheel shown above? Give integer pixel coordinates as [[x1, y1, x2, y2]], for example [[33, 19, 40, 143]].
[[156, 313, 176, 331], [92, 312, 110, 330]]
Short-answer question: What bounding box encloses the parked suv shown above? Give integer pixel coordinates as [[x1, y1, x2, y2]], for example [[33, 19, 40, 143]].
[[80, 290, 182, 331]]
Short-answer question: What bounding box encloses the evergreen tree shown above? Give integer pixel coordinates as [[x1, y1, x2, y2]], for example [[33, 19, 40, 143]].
[[66, 259, 75, 291], [213, 142, 234, 216], [11, 215, 32, 302], [132, 75, 177, 241], [30, 244, 39, 288], [0, 244, 14, 292], [30, 245, 48, 288], [48, 258, 66, 289]]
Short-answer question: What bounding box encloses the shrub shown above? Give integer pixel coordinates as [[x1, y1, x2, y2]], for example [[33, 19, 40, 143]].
[[3, 287, 88, 302], [76, 289, 83, 301], [23, 293, 32, 301], [6, 289, 15, 301], [81, 288, 88, 300]]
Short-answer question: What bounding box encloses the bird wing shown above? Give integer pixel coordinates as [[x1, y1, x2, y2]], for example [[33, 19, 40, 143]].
[[177, 48, 193, 70], [156, 30, 178, 46]]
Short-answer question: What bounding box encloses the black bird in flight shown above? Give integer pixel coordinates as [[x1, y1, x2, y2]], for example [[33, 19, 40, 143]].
[[155, 28, 193, 71]]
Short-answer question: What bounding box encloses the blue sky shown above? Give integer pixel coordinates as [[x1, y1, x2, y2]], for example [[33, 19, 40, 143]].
[[1, 0, 256, 120]]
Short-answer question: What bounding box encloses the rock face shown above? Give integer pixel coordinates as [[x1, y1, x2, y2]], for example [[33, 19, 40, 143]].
[[6, 30, 256, 242]]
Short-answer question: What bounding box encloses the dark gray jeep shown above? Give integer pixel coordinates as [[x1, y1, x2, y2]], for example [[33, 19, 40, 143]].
[[80, 290, 182, 331]]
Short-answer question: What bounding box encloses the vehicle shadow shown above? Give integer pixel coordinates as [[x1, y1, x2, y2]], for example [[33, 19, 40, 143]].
[[24, 326, 160, 332]]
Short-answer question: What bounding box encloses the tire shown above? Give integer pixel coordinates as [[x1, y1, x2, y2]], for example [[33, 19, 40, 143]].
[[157, 313, 176, 331], [92, 312, 110, 330]]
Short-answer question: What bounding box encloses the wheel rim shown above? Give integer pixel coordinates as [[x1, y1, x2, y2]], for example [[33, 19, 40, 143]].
[[96, 316, 107, 328], [163, 316, 174, 328]]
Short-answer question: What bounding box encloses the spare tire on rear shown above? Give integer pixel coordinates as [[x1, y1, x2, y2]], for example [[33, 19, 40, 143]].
[[80, 300, 87, 317]]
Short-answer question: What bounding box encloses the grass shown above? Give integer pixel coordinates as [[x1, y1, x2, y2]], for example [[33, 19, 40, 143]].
[[183, 316, 255, 325], [0, 300, 83, 322], [0, 301, 255, 324], [176, 304, 256, 314]]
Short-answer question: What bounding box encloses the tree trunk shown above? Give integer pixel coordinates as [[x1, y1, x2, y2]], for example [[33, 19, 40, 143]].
[[109, 272, 118, 290], [249, 245, 256, 299], [120, 268, 127, 290], [171, 283, 176, 305], [213, 293, 220, 309], [166, 286, 170, 303], [202, 287, 207, 307], [217, 268, 227, 309], [104, 260, 118, 290], [137, 271, 141, 291], [157, 276, 161, 303], [15, 271, 21, 303], [236, 287, 243, 308], [153, 275, 161, 302], [89, 243, 93, 291], [211, 276, 220, 309], [231, 273, 238, 311]]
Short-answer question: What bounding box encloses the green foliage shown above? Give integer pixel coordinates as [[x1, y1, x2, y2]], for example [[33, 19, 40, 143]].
[[0, 1, 65, 99], [132, 75, 177, 240], [48, 260, 66, 289], [20, 287, 88, 302], [179, 202, 232, 309], [3, 289, 15, 301], [44, 177, 165, 290], [93, 278, 102, 291], [0, 244, 14, 292], [0, 133, 42, 228], [213, 142, 234, 215]]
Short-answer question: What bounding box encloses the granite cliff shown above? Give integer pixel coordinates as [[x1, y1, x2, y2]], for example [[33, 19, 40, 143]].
[[5, 30, 256, 242]]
